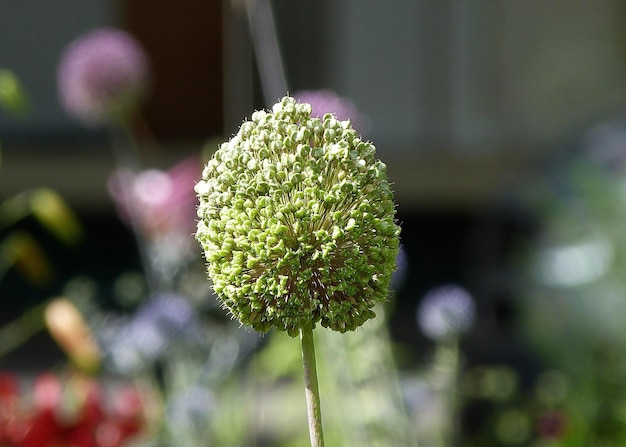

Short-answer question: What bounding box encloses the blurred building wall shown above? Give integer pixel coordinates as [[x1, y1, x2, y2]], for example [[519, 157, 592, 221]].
[[275, 0, 626, 156], [0, 1, 114, 140]]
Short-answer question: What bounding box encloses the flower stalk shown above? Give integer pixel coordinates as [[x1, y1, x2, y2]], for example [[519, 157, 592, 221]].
[[300, 321, 325, 447]]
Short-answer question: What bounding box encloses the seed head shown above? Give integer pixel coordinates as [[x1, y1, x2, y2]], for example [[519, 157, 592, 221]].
[[195, 96, 400, 336]]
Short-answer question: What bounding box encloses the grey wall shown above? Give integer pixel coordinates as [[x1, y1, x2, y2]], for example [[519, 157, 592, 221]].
[[274, 0, 626, 156], [0, 1, 115, 140]]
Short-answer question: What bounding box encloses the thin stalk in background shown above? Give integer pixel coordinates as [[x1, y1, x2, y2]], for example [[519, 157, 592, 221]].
[[0, 301, 47, 358]]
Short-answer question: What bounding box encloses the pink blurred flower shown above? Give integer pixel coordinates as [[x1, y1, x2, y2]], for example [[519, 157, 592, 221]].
[[107, 155, 201, 238], [57, 28, 150, 126]]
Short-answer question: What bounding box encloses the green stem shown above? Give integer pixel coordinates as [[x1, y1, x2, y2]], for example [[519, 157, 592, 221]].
[[435, 337, 460, 447], [300, 322, 325, 447]]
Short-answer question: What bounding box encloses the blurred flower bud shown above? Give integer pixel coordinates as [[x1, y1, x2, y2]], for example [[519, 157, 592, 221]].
[[3, 230, 53, 286], [31, 188, 82, 245], [0, 69, 29, 115], [0, 188, 81, 248], [45, 298, 101, 372], [57, 28, 150, 126], [196, 96, 400, 336], [417, 284, 475, 340]]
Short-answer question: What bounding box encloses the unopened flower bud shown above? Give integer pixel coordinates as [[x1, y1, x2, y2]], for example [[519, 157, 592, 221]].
[[196, 96, 400, 336], [45, 298, 101, 372]]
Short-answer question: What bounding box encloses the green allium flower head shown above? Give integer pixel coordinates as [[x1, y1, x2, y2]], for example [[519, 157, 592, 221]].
[[195, 96, 400, 336]]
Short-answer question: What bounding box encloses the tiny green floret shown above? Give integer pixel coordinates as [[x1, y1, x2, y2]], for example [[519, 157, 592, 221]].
[[195, 96, 400, 336]]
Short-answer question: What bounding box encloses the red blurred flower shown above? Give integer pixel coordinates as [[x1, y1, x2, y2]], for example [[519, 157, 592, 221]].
[[0, 372, 148, 447]]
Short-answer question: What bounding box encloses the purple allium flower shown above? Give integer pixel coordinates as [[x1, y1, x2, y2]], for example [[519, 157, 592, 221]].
[[294, 89, 368, 135], [57, 28, 150, 126], [100, 294, 199, 373], [130, 293, 197, 353], [417, 284, 475, 340]]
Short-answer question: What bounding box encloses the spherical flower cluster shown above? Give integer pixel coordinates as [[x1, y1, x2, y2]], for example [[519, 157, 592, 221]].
[[417, 284, 476, 340], [57, 28, 150, 126], [195, 96, 400, 336]]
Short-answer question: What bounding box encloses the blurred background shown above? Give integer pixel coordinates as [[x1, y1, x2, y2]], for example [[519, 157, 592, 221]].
[[2, 1, 626, 446]]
